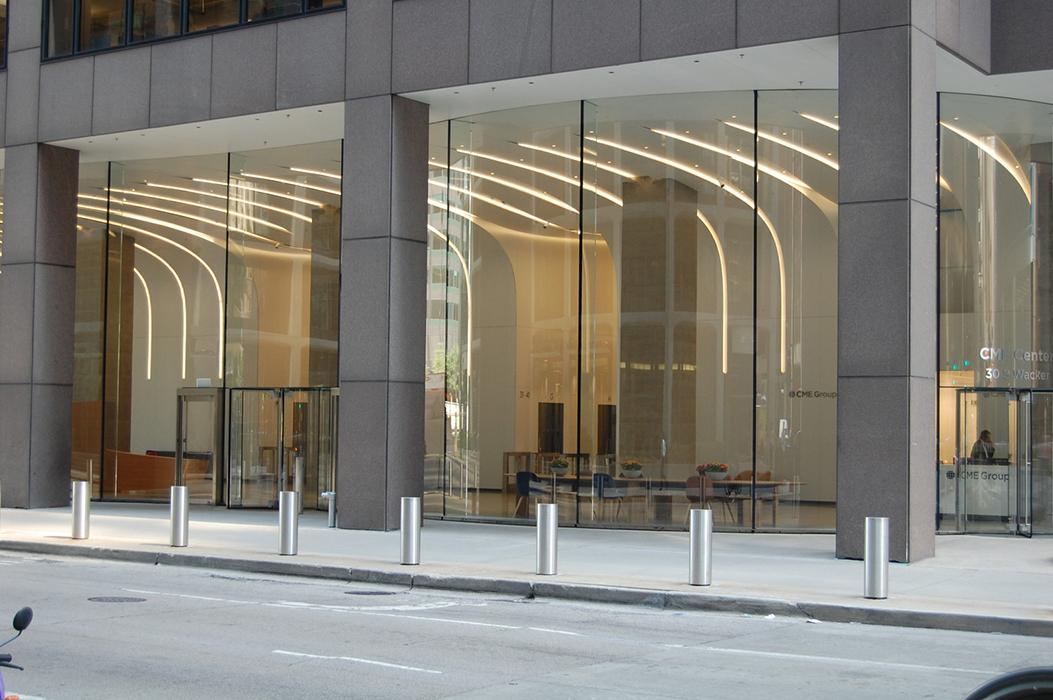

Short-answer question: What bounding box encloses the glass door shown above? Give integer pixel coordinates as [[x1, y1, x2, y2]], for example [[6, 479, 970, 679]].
[[175, 388, 224, 505], [954, 390, 1018, 533], [227, 389, 281, 508], [227, 387, 337, 509]]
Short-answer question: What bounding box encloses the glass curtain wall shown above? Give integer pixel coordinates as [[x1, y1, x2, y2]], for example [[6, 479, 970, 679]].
[[226, 143, 341, 509], [434, 103, 582, 524], [73, 141, 341, 506], [428, 91, 838, 531], [71, 163, 109, 498], [938, 93, 1053, 533]]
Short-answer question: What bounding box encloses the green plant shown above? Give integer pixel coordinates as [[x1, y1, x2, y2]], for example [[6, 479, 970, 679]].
[[697, 463, 728, 474]]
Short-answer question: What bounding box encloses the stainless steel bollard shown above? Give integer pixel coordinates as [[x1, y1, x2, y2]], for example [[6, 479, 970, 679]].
[[72, 480, 90, 540], [400, 496, 421, 565], [688, 508, 713, 586], [864, 516, 889, 599], [322, 491, 337, 528], [279, 490, 299, 555], [170, 485, 189, 547], [536, 503, 558, 575]]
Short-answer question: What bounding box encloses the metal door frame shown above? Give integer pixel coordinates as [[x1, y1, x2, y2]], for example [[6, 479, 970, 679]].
[[175, 387, 225, 505], [952, 387, 1037, 537], [225, 386, 337, 510]]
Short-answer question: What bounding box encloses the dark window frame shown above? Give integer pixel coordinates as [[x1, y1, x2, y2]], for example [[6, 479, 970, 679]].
[[42, 0, 343, 60]]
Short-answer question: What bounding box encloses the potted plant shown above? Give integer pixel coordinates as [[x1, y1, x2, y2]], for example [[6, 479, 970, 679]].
[[697, 463, 729, 481], [549, 457, 570, 475], [620, 459, 643, 478]]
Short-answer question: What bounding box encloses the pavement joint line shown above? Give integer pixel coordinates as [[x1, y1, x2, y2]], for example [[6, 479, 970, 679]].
[[2, 539, 1052, 639]]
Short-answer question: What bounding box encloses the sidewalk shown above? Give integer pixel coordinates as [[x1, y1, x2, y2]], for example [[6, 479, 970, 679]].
[[1, 503, 1051, 637]]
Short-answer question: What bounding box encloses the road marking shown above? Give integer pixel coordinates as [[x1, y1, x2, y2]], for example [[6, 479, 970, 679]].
[[702, 646, 999, 676], [527, 627, 581, 636], [273, 649, 442, 675]]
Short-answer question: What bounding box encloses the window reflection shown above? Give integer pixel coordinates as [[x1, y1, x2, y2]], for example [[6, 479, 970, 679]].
[[187, 0, 239, 33], [80, 0, 125, 51], [247, 0, 302, 22], [131, 0, 180, 41], [47, 0, 76, 57]]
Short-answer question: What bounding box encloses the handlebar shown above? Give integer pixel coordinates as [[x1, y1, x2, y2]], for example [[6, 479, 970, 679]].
[[0, 662, 22, 671]]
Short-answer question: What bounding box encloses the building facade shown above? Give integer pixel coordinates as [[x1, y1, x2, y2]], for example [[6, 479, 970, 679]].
[[0, 0, 1051, 562]]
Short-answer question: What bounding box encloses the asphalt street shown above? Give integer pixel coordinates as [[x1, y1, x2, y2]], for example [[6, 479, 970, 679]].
[[0, 552, 1047, 699]]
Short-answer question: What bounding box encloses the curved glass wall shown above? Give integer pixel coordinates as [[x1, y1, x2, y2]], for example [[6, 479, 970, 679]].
[[427, 90, 838, 531], [938, 93, 1053, 534], [72, 141, 341, 505]]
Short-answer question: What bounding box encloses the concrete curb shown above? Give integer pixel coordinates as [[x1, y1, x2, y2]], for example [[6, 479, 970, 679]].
[[3, 539, 1051, 638]]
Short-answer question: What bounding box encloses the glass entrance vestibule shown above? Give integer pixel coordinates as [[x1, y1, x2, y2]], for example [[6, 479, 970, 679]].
[[942, 389, 1053, 535], [70, 141, 342, 510], [938, 92, 1053, 535]]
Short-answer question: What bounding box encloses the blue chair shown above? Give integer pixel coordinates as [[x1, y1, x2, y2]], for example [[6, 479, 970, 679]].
[[592, 473, 627, 521], [515, 471, 548, 517]]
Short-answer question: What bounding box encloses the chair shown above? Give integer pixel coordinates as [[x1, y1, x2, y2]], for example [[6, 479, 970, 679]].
[[514, 471, 548, 517], [686, 475, 735, 523], [592, 473, 627, 521]]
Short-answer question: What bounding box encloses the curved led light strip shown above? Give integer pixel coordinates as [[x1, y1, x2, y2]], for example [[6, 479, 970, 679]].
[[133, 267, 154, 380], [428, 223, 472, 379], [515, 142, 638, 179], [239, 172, 341, 197], [134, 243, 187, 380], [109, 187, 292, 236], [148, 182, 314, 224], [940, 121, 1032, 204], [649, 127, 815, 191], [79, 211, 226, 378], [798, 112, 839, 131], [79, 200, 223, 247], [721, 121, 839, 170], [288, 166, 341, 181], [587, 135, 786, 373], [432, 180, 567, 229], [454, 149, 623, 207], [194, 178, 325, 208], [81, 196, 281, 249], [696, 211, 728, 375], [433, 160, 578, 213]]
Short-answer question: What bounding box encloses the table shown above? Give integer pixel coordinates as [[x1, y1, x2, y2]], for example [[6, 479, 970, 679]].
[[505, 470, 798, 526]]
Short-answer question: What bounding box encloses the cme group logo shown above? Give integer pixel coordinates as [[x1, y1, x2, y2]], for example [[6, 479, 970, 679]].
[[788, 389, 837, 399]]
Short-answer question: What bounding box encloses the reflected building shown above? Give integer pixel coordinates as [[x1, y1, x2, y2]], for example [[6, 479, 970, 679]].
[[0, 0, 1052, 560]]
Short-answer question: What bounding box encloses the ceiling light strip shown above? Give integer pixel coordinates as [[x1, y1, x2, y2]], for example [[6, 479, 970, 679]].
[[588, 135, 786, 374], [454, 148, 623, 207], [433, 161, 578, 213], [515, 142, 638, 179], [109, 187, 292, 236], [940, 121, 1032, 204], [798, 112, 839, 131], [147, 182, 314, 223], [238, 172, 341, 196], [721, 121, 839, 170], [434, 180, 567, 229], [194, 178, 325, 208]]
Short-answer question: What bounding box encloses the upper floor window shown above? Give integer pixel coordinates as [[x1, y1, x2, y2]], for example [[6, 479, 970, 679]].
[[45, 0, 343, 58], [1, 0, 9, 67]]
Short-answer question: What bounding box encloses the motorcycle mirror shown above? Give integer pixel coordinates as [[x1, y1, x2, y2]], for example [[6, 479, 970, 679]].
[[12, 608, 32, 632]]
